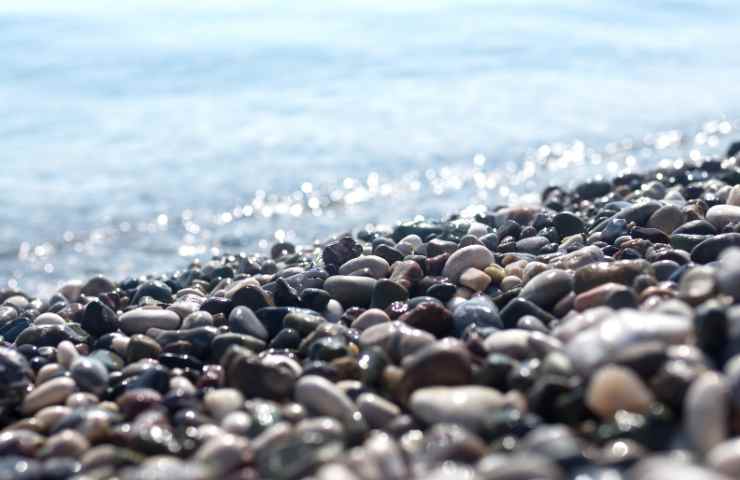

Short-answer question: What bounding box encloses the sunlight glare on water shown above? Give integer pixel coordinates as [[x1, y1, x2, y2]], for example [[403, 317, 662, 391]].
[[1, 0, 740, 295]]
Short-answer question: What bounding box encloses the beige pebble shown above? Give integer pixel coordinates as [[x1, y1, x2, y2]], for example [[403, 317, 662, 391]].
[[504, 260, 528, 279], [585, 365, 654, 418], [728, 185, 740, 207], [501, 275, 523, 291], [40, 429, 90, 458], [204, 388, 245, 421], [522, 262, 550, 283], [56, 340, 79, 369], [459, 268, 492, 292], [22, 377, 77, 415], [351, 308, 391, 331]]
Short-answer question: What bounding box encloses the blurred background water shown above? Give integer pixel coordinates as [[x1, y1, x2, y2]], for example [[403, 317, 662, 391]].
[[1, 0, 740, 296]]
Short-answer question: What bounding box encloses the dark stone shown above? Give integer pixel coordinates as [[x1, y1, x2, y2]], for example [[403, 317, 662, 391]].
[[229, 306, 268, 340], [499, 297, 556, 329], [553, 212, 584, 237], [130, 280, 172, 305], [231, 285, 270, 311], [0, 347, 33, 407], [691, 233, 740, 263], [398, 302, 453, 338], [210, 332, 266, 360], [81, 299, 119, 337], [269, 328, 302, 350], [300, 288, 331, 312], [576, 180, 611, 200], [14, 323, 89, 347], [323, 237, 362, 269], [370, 279, 409, 310]]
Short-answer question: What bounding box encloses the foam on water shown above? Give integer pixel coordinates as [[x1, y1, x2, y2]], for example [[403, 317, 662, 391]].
[[2, 0, 740, 296]]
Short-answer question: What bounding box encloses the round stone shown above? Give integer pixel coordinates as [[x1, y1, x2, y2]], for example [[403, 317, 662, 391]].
[[684, 371, 729, 454], [706, 204, 740, 230], [21, 377, 77, 415], [70, 356, 109, 395], [459, 268, 492, 292], [323, 276, 377, 308], [442, 245, 495, 283], [228, 306, 268, 340], [120, 308, 181, 334], [647, 204, 685, 234], [338, 255, 390, 278], [552, 211, 584, 237], [204, 388, 245, 421], [409, 385, 507, 432], [585, 365, 654, 418], [519, 269, 574, 311], [81, 299, 119, 337]]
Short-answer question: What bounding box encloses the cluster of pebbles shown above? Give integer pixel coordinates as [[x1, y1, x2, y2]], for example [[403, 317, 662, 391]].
[[6, 148, 740, 479]]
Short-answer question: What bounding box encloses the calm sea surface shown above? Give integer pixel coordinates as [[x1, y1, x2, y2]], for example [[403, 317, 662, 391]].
[[2, 0, 740, 295]]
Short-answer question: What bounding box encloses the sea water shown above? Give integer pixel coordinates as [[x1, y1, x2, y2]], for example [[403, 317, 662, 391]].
[[2, 0, 740, 296]]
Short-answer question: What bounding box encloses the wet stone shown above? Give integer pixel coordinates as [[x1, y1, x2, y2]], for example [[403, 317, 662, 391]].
[[409, 385, 507, 433], [120, 308, 181, 334], [519, 269, 573, 311], [323, 275, 376, 308]]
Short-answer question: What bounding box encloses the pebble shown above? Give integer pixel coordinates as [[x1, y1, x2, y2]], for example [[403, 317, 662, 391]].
[[120, 307, 181, 334], [519, 269, 573, 310], [70, 356, 109, 395], [294, 375, 365, 430], [706, 204, 740, 230], [459, 268, 492, 292], [684, 371, 729, 455], [442, 245, 495, 283], [409, 385, 507, 432], [323, 275, 377, 308], [6, 155, 740, 476], [21, 377, 77, 415], [585, 365, 654, 418], [338, 255, 390, 278]]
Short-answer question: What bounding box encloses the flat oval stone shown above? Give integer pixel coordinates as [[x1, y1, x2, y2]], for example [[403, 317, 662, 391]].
[[691, 233, 740, 263], [442, 245, 495, 283], [338, 255, 390, 278], [613, 200, 662, 226], [120, 308, 181, 334], [359, 321, 435, 363], [294, 375, 362, 427], [14, 323, 90, 347], [33, 312, 65, 325], [647, 204, 685, 234], [574, 259, 652, 293], [357, 392, 401, 429], [684, 371, 729, 455], [351, 308, 390, 331], [706, 204, 740, 230], [323, 275, 377, 308], [519, 269, 573, 311], [585, 365, 654, 418], [21, 377, 77, 415], [409, 385, 506, 432], [548, 245, 604, 270]]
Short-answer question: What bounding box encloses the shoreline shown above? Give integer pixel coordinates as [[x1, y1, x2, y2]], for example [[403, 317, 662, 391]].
[[2, 144, 740, 478]]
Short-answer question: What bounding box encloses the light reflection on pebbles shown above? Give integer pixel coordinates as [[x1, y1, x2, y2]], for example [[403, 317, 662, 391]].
[[7, 119, 739, 296]]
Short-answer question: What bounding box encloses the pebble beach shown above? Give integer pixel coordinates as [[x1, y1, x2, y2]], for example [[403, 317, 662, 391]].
[[3, 144, 740, 479]]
